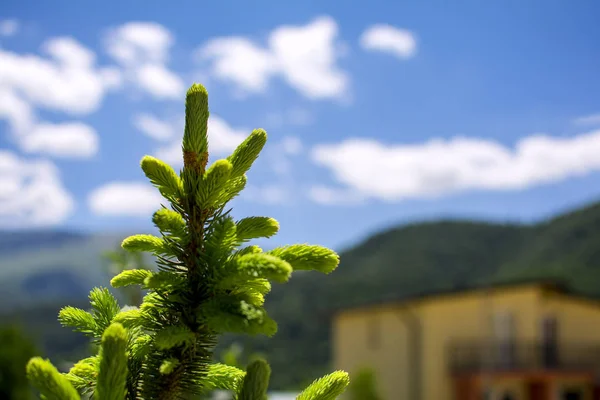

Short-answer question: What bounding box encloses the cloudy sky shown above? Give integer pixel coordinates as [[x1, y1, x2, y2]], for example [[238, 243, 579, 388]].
[[2, 0, 600, 249]]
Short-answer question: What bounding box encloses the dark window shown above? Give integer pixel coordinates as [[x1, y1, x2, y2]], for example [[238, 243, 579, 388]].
[[541, 316, 559, 367], [562, 388, 583, 400], [500, 391, 516, 400]]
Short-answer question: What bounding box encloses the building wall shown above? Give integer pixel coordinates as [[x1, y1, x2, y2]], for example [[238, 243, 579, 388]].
[[333, 286, 600, 400], [541, 291, 600, 372], [542, 292, 600, 344], [333, 304, 412, 399], [419, 286, 541, 400]]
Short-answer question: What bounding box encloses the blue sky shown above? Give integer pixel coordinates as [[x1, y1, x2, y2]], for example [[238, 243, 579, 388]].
[[2, 0, 600, 250]]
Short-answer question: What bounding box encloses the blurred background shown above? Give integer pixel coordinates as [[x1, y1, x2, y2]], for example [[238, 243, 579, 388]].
[[2, 1, 600, 399]]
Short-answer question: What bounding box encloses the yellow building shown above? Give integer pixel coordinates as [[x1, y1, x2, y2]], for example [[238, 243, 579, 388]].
[[333, 279, 600, 400]]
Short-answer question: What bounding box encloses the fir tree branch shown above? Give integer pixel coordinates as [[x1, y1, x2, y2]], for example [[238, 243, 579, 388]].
[[25, 81, 349, 400], [237, 360, 271, 400], [296, 371, 350, 400], [26, 358, 80, 400], [95, 323, 128, 400]]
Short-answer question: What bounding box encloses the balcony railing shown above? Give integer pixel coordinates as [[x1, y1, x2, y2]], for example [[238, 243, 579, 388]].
[[448, 340, 600, 374]]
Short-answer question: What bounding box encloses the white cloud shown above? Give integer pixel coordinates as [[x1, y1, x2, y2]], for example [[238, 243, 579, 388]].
[[155, 115, 247, 166], [0, 151, 74, 227], [21, 122, 99, 158], [207, 116, 248, 151], [242, 184, 289, 205], [0, 86, 100, 159], [104, 22, 184, 100], [0, 19, 19, 37], [0, 36, 122, 115], [136, 64, 185, 99], [308, 185, 365, 206], [281, 136, 303, 155], [196, 16, 348, 100], [0, 36, 118, 159], [573, 113, 600, 126], [105, 22, 172, 65], [360, 24, 417, 59], [0, 88, 33, 133], [311, 130, 600, 204], [88, 182, 164, 217], [133, 113, 174, 141], [200, 37, 277, 93], [266, 108, 314, 128]]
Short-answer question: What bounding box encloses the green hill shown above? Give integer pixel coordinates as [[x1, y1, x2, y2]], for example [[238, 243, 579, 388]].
[[0, 233, 122, 312], [3, 200, 600, 388], [491, 200, 600, 293]]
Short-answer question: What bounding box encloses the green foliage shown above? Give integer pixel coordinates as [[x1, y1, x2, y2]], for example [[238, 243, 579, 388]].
[[0, 325, 38, 400], [346, 367, 382, 400], [121, 235, 164, 254], [57, 288, 121, 340], [140, 156, 183, 199], [238, 360, 270, 400], [223, 253, 293, 285], [268, 245, 339, 274], [26, 358, 80, 400], [183, 83, 209, 155], [111, 269, 153, 289], [58, 306, 97, 337], [89, 288, 122, 334], [154, 326, 196, 350], [197, 159, 233, 208], [27, 82, 347, 400], [227, 129, 267, 179], [203, 363, 245, 392], [159, 358, 179, 375], [95, 323, 128, 400], [153, 208, 187, 238], [236, 217, 279, 242], [296, 371, 350, 400], [65, 356, 99, 395], [219, 342, 265, 371]]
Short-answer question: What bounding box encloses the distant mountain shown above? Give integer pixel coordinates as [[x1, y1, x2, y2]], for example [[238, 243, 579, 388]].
[[0, 232, 129, 312], [0, 230, 88, 256], [3, 200, 600, 389]]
